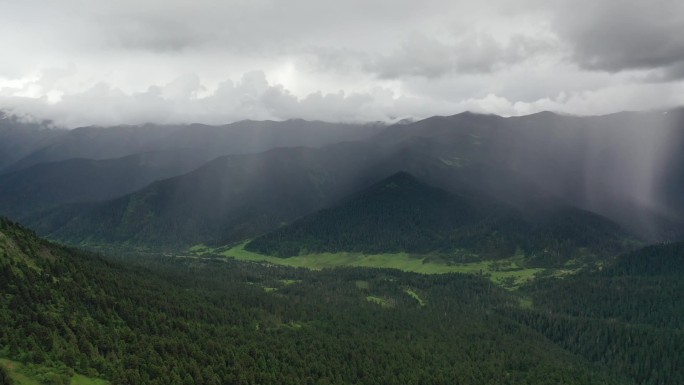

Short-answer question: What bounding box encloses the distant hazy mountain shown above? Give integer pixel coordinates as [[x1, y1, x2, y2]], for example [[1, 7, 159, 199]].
[[5, 119, 384, 172], [4, 124, 178, 172], [246, 172, 634, 266], [0, 149, 215, 220], [0, 113, 65, 170], [32, 139, 543, 250], [369, 109, 684, 240], [0, 118, 384, 227], [39, 143, 390, 248], [16, 109, 684, 252]]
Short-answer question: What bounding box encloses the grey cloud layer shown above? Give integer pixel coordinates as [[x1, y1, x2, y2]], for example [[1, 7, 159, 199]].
[[553, 0, 684, 76], [1, 0, 683, 125], [4, 71, 684, 128], [365, 33, 556, 79]]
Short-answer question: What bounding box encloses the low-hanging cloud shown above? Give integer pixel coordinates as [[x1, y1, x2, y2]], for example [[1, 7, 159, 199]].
[[0, 72, 400, 127], [3, 71, 684, 128]]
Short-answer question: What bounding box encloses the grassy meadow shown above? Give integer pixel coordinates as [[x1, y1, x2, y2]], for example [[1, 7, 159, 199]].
[[188, 242, 572, 290]]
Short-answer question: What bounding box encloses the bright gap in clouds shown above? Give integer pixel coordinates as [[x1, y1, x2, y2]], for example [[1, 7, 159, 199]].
[[271, 61, 297, 94]]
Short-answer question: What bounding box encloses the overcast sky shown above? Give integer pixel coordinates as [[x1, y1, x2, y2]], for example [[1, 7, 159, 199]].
[[1, 0, 684, 127]]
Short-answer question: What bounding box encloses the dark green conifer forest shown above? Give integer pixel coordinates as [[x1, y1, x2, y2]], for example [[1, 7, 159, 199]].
[[1, 217, 683, 384]]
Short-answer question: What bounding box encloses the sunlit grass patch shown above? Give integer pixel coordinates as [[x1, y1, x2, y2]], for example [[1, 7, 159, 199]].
[[366, 295, 394, 308], [0, 358, 109, 385], [201, 242, 577, 290], [404, 288, 426, 306]]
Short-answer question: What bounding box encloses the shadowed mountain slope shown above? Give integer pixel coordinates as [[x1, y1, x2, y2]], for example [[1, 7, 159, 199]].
[[0, 113, 65, 171], [6, 119, 383, 172], [0, 149, 214, 220], [40, 143, 389, 248], [16, 109, 684, 251], [245, 172, 634, 265]]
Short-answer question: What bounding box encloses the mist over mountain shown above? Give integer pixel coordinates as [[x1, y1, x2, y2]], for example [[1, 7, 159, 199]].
[[0, 118, 384, 227], [5, 108, 682, 253], [369, 109, 684, 240], [0, 149, 214, 220], [246, 172, 632, 266], [37, 143, 387, 247], [0, 112, 65, 170], [2, 119, 384, 173]]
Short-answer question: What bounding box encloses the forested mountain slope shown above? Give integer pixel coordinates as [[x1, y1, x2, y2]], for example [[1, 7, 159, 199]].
[[0, 217, 629, 385], [509, 241, 684, 384], [369, 109, 684, 240], [0, 149, 214, 220], [35, 143, 389, 248], [246, 172, 634, 266]]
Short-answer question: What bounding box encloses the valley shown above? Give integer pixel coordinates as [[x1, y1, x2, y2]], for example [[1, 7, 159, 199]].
[[194, 242, 552, 289]]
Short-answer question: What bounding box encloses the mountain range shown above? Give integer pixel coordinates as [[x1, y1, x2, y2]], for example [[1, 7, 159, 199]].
[[2, 108, 684, 385], [0, 117, 383, 173], [2, 109, 684, 260]]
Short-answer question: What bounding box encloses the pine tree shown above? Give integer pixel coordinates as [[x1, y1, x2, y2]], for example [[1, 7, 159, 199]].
[[0, 366, 12, 385]]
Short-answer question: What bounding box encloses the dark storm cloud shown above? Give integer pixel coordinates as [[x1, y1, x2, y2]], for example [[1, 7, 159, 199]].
[[102, 16, 208, 52], [366, 33, 555, 79], [553, 0, 684, 76], [662, 63, 684, 81]]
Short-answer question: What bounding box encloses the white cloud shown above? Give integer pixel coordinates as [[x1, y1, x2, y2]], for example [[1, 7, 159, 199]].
[[3, 71, 683, 128]]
